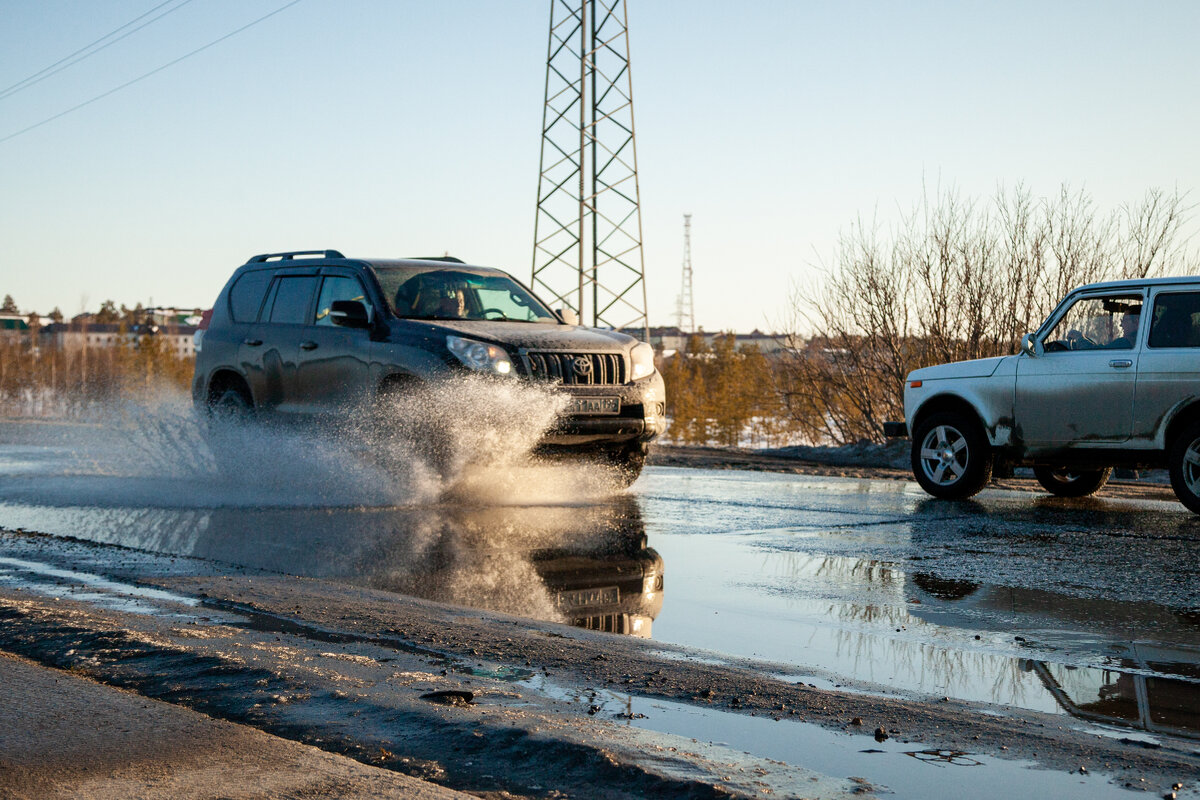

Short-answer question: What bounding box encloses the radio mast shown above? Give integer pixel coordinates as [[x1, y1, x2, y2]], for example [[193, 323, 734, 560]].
[[675, 213, 695, 333], [531, 0, 649, 340]]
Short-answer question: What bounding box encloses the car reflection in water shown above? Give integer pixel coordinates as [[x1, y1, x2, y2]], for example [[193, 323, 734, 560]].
[[33, 493, 663, 638], [1023, 647, 1200, 740], [905, 498, 1200, 740], [906, 573, 1200, 741]]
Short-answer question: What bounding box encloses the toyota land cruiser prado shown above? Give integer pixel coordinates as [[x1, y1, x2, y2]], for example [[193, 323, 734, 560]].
[[192, 250, 665, 482]]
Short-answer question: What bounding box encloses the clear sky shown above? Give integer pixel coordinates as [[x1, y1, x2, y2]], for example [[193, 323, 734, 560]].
[[1, 0, 1198, 332]]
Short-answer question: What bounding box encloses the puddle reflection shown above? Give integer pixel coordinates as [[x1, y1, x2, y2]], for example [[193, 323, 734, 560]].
[[0, 495, 663, 638]]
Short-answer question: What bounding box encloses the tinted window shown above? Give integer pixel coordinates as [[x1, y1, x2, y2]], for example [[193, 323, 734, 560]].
[[1149, 292, 1200, 349], [314, 276, 369, 326], [267, 276, 318, 324], [229, 271, 272, 322]]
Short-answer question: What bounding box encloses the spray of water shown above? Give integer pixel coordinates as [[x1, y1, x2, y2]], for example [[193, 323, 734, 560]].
[[7, 376, 625, 510]]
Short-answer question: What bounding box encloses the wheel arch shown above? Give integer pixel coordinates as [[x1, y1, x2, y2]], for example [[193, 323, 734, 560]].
[[1163, 400, 1200, 451], [910, 394, 988, 441], [376, 370, 422, 398], [206, 369, 253, 406]]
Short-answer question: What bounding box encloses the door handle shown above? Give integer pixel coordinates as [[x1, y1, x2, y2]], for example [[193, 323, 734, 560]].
[[1109, 359, 1132, 368], [300, 340, 318, 351], [243, 338, 262, 346]]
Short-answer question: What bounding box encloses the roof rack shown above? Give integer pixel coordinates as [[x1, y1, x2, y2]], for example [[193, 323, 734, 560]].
[[408, 256, 465, 263], [246, 250, 346, 263]]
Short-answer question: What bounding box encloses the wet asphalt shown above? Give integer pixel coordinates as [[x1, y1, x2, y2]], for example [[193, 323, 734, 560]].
[[0, 425, 1197, 741], [1, 419, 1199, 798]]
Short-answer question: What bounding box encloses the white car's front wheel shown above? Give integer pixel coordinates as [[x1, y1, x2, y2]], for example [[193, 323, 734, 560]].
[[911, 412, 993, 499]]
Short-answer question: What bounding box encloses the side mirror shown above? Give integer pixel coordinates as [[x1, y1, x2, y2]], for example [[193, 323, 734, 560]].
[[329, 300, 370, 328], [1020, 332, 1041, 357], [557, 307, 580, 326]]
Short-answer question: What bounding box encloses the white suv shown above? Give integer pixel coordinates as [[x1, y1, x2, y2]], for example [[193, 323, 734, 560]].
[[893, 277, 1200, 512]]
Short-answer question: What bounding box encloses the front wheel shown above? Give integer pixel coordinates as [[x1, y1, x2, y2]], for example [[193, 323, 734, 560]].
[[911, 412, 992, 499], [1168, 421, 1200, 514], [1032, 466, 1112, 497], [602, 442, 648, 488]]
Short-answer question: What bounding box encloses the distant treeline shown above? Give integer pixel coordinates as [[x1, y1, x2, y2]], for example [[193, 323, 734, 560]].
[[0, 330, 192, 417], [659, 333, 801, 448]]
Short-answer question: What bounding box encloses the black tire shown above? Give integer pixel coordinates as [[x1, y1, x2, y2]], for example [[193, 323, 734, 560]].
[[586, 442, 648, 488], [1032, 466, 1112, 497], [1168, 420, 1200, 514], [203, 385, 254, 473], [611, 442, 648, 487], [910, 411, 992, 499]]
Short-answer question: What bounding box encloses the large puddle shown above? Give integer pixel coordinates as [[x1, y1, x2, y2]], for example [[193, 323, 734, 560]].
[[1, 412, 1198, 746]]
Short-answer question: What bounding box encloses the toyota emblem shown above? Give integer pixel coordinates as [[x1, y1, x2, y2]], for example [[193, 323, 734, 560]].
[[572, 356, 593, 377]]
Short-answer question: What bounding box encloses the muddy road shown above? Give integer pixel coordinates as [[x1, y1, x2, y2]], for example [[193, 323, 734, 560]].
[[0, 415, 1198, 799]]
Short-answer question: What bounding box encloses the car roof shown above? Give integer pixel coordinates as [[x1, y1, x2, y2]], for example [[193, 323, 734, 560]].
[[1074, 275, 1200, 293], [238, 252, 509, 277]]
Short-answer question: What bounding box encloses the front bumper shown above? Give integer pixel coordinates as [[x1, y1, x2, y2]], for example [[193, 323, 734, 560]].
[[883, 421, 908, 438], [543, 372, 667, 446]]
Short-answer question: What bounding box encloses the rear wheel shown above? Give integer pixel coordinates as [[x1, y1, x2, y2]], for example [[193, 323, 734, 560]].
[[204, 385, 254, 472], [1032, 466, 1112, 497], [911, 412, 992, 499], [1168, 420, 1200, 514]]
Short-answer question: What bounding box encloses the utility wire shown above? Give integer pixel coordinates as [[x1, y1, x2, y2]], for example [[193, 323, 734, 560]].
[[0, 0, 196, 102], [0, 0, 303, 146]]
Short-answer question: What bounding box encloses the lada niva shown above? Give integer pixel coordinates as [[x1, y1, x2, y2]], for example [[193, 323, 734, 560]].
[[890, 277, 1200, 512]]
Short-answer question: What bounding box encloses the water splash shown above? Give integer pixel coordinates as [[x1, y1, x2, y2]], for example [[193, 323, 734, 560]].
[[6, 376, 624, 510]]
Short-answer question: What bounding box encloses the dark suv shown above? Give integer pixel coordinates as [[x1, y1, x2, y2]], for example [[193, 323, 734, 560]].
[[192, 250, 666, 481]]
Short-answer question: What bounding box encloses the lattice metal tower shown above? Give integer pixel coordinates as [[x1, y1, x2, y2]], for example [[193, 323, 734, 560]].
[[675, 213, 695, 333], [532, 0, 649, 339]]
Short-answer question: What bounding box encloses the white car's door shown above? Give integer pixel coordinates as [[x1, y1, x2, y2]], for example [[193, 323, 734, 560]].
[[1014, 292, 1144, 446]]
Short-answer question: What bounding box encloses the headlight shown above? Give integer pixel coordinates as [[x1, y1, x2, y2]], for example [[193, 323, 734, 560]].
[[630, 342, 655, 380], [446, 335, 513, 375]]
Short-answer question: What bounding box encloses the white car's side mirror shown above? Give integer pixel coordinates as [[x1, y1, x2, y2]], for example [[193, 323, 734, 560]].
[[1021, 332, 1041, 357], [557, 307, 579, 326]]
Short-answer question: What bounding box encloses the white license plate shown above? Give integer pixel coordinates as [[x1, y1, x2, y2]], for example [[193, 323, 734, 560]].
[[567, 397, 620, 415]]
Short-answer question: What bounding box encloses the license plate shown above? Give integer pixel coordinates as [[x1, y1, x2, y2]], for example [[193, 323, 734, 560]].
[[566, 397, 620, 415], [557, 586, 620, 608]]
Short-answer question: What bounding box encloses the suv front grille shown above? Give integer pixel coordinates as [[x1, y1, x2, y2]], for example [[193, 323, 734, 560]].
[[523, 352, 626, 385]]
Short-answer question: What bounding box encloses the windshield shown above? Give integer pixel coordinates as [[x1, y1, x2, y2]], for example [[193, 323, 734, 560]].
[[373, 266, 558, 322]]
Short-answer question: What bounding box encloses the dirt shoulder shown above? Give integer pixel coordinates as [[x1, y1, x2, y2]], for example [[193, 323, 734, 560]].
[[0, 650, 468, 800]]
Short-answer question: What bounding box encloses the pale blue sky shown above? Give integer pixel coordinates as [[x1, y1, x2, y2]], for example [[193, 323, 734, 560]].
[[1, 0, 1197, 332]]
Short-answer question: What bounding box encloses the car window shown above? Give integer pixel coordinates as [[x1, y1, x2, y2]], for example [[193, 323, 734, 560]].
[[266, 276, 318, 324], [1042, 294, 1142, 352], [1148, 292, 1200, 349], [229, 270, 273, 322], [314, 276, 369, 326]]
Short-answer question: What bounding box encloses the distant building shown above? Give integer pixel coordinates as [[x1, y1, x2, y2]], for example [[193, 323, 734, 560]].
[[0, 313, 29, 339], [648, 326, 789, 356], [39, 321, 199, 358]]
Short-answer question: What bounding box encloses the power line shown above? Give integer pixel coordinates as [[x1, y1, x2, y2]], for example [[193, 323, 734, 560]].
[[0, 0, 303, 146], [0, 0, 197, 102]]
